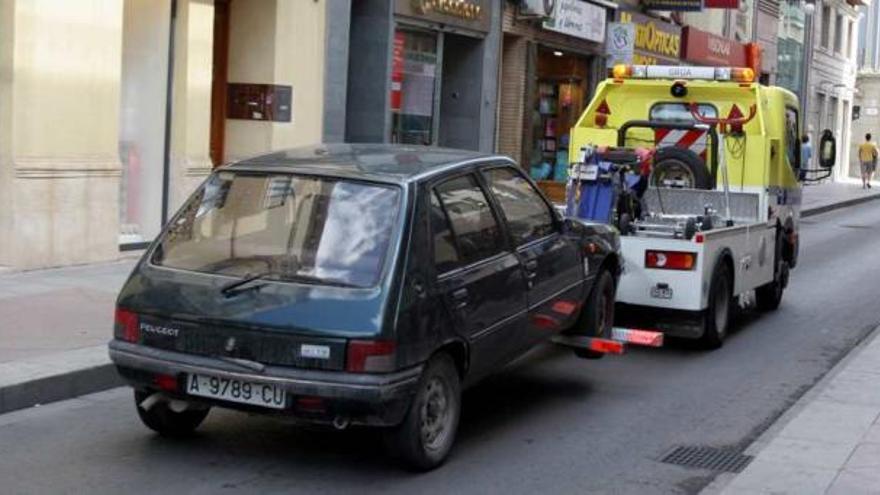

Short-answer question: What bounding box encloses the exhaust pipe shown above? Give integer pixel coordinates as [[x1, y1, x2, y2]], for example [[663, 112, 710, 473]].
[[332, 415, 350, 430], [138, 392, 163, 412], [138, 393, 193, 413]]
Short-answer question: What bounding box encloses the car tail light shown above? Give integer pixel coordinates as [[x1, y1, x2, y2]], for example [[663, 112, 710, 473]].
[[645, 250, 697, 270], [152, 373, 178, 392], [115, 308, 139, 343], [346, 340, 396, 372]]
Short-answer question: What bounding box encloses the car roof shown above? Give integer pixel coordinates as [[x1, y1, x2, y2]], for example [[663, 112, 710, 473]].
[[226, 143, 512, 184]]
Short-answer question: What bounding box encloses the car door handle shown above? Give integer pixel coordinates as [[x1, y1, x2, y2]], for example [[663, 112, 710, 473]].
[[452, 288, 469, 309]]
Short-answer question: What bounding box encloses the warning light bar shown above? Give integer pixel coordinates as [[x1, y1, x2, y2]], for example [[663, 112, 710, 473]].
[[612, 64, 755, 83]]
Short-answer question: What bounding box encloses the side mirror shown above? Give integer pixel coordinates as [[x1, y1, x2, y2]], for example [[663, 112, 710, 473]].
[[819, 129, 836, 169]]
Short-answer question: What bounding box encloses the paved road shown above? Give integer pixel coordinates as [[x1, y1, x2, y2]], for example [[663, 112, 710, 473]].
[[3, 204, 880, 494]]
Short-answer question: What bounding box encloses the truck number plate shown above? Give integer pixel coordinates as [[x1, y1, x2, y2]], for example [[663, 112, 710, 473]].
[[650, 286, 673, 299]]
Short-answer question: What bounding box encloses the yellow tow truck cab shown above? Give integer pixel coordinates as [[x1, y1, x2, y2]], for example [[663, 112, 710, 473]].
[[564, 65, 837, 348]]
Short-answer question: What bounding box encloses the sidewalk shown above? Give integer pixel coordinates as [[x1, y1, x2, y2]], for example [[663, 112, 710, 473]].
[[709, 325, 880, 494], [1, 181, 879, 415]]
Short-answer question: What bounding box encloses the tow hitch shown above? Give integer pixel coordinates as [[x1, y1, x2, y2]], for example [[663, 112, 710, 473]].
[[551, 327, 664, 355]]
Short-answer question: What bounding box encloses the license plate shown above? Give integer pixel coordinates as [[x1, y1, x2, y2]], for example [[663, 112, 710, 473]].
[[650, 286, 673, 299], [186, 373, 286, 410]]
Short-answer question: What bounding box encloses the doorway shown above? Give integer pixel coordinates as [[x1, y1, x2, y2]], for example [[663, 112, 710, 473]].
[[438, 33, 483, 151], [210, 0, 231, 167]]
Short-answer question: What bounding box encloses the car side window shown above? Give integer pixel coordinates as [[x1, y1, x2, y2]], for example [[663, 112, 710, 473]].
[[430, 191, 462, 274], [483, 167, 555, 246], [433, 174, 505, 269]]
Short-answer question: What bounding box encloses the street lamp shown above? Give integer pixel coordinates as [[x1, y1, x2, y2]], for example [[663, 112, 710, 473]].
[[803, 0, 816, 15]]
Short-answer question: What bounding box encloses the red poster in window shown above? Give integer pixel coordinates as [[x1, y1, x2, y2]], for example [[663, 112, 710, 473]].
[[704, 0, 739, 8], [390, 32, 405, 112]]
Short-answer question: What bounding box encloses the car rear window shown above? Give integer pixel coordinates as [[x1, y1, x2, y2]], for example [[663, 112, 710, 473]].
[[152, 172, 401, 288]]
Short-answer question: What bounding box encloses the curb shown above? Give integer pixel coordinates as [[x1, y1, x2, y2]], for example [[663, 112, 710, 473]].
[[0, 364, 122, 415], [802, 191, 880, 217]]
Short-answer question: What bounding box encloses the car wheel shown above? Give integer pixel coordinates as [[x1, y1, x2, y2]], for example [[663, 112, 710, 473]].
[[134, 390, 210, 437], [570, 269, 616, 359], [756, 231, 788, 311], [699, 261, 733, 349], [384, 354, 461, 471]]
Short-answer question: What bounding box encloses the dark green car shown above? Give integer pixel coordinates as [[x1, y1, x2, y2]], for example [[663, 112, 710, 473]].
[[109, 144, 620, 470]]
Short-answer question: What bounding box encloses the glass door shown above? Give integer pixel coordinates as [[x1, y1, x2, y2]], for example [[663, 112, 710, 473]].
[[390, 28, 439, 146]]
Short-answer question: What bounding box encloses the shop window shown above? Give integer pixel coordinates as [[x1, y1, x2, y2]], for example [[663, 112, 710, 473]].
[[390, 29, 438, 145], [528, 47, 590, 189]]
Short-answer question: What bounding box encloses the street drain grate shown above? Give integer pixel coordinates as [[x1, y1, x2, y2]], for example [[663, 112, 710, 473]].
[[660, 446, 753, 473], [839, 224, 873, 230]]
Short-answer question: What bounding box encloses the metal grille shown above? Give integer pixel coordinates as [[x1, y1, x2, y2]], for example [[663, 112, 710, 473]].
[[643, 188, 761, 223], [660, 446, 753, 473]]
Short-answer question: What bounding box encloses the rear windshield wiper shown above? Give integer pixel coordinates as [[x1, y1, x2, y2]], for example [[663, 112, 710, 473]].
[[220, 271, 358, 295], [220, 271, 276, 295]]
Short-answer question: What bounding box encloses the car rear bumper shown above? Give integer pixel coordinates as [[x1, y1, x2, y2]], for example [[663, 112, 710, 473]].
[[108, 340, 422, 426]]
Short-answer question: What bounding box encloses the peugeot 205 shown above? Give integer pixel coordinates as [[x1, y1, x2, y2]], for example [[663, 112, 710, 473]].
[[109, 144, 620, 470]]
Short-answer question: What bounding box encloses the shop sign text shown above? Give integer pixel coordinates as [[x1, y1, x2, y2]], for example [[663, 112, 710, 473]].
[[618, 10, 682, 65], [543, 0, 606, 44], [605, 22, 635, 67], [411, 0, 482, 20]]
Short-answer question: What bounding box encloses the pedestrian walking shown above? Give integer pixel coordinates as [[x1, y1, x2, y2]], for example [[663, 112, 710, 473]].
[[858, 133, 878, 188], [800, 134, 812, 180]]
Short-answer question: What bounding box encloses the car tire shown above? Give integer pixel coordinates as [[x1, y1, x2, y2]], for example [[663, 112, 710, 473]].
[[570, 269, 616, 359], [384, 353, 461, 471], [699, 261, 733, 349], [756, 231, 789, 311], [651, 147, 713, 190], [134, 390, 210, 437]]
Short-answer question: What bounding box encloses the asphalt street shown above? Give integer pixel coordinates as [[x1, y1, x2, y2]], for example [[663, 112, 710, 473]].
[[3, 203, 880, 494]]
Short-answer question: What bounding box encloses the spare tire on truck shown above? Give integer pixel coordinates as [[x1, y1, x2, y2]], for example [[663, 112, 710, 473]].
[[650, 147, 713, 190]]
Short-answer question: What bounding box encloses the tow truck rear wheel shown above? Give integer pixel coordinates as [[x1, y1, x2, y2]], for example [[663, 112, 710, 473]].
[[567, 269, 616, 359], [699, 262, 733, 349], [756, 231, 789, 311]]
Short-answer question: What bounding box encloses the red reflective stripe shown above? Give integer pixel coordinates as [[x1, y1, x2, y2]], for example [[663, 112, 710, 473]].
[[655, 127, 672, 143], [676, 129, 705, 149], [588, 339, 625, 355]]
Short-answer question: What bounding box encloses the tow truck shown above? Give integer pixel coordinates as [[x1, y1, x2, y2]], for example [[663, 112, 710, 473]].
[[566, 65, 837, 348]]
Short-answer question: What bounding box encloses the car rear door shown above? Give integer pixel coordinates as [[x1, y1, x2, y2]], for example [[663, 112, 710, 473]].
[[429, 172, 529, 380], [480, 165, 584, 343]]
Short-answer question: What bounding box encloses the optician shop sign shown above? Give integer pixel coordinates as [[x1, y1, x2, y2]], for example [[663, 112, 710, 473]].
[[543, 0, 607, 43], [681, 27, 747, 66], [616, 10, 682, 65], [396, 0, 491, 32]]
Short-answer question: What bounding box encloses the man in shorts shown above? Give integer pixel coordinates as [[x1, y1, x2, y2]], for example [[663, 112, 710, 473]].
[[858, 133, 878, 188]]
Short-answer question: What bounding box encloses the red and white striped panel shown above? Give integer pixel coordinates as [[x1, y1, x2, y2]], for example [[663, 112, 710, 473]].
[[654, 128, 708, 161]]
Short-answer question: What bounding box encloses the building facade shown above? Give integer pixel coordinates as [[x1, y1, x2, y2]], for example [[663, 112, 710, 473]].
[[0, 0, 342, 270], [805, 0, 862, 180]]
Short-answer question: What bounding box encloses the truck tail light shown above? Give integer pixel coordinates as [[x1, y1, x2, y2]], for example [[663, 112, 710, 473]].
[[115, 307, 140, 343], [346, 340, 396, 372], [645, 250, 697, 270]]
